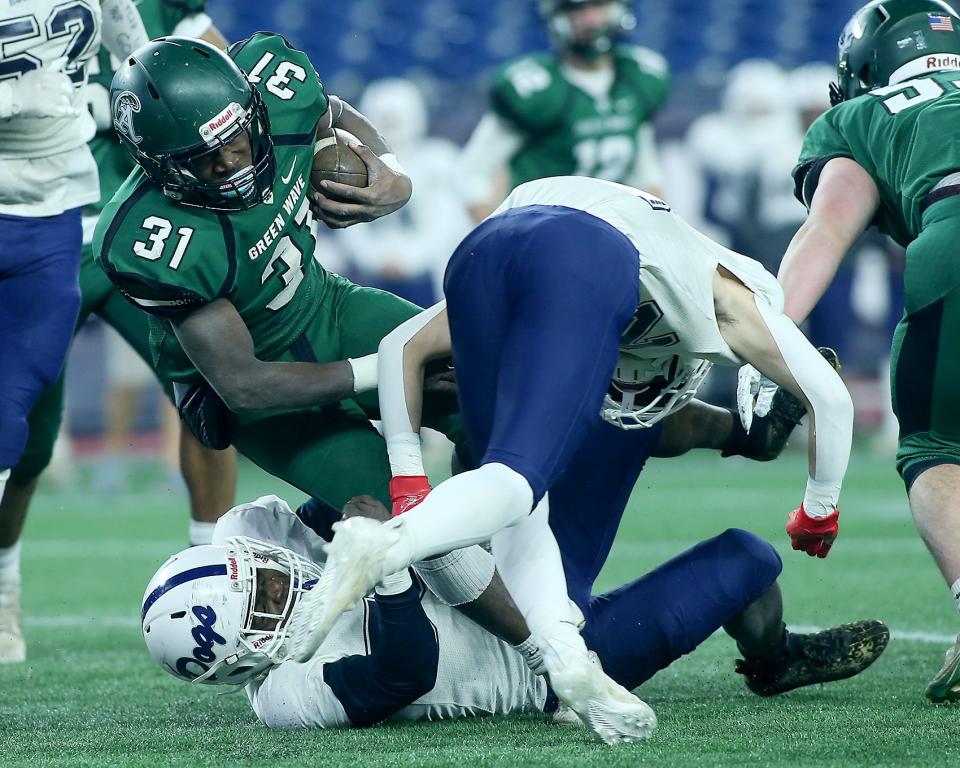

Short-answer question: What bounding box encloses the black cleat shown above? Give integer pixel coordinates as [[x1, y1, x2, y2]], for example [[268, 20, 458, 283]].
[[735, 619, 889, 697], [727, 346, 840, 462]]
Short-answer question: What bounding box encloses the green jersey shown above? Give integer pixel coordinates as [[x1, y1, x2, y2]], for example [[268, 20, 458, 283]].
[[795, 70, 960, 246], [490, 45, 669, 188], [94, 32, 328, 382], [86, 0, 208, 215]]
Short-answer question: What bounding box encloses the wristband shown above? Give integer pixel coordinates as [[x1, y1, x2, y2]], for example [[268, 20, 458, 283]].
[[378, 152, 406, 176], [347, 353, 378, 394], [376, 568, 413, 596]]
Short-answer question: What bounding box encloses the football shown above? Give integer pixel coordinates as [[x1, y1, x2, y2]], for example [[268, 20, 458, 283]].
[[311, 128, 368, 189]]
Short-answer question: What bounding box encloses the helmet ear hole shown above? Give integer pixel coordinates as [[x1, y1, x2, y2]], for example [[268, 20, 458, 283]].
[[169, 611, 186, 619], [147, 83, 160, 100]]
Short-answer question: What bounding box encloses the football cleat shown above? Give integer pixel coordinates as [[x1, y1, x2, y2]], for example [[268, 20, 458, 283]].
[[0, 587, 25, 664], [541, 638, 656, 744], [726, 347, 840, 462], [735, 620, 889, 696], [924, 633, 960, 703], [287, 517, 397, 662]]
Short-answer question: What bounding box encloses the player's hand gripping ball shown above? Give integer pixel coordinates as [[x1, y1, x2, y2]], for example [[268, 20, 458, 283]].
[[311, 128, 368, 188]]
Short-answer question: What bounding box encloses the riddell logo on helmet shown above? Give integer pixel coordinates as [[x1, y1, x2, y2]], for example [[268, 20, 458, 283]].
[[199, 102, 244, 142], [227, 556, 239, 581], [927, 54, 960, 69]]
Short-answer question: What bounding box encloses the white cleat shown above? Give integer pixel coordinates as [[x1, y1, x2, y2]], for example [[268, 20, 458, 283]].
[[542, 639, 656, 744], [285, 517, 397, 663], [550, 703, 583, 726], [0, 590, 26, 664]]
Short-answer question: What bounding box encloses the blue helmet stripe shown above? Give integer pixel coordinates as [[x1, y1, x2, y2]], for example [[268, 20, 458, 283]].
[[141, 564, 227, 622]]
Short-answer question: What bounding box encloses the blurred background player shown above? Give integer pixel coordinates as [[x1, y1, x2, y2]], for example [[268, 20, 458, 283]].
[[337, 78, 471, 307], [0, 0, 230, 665], [457, 0, 669, 222]]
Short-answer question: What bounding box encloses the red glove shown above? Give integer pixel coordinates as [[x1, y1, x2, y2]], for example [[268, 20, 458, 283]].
[[389, 475, 431, 517], [786, 505, 840, 558]]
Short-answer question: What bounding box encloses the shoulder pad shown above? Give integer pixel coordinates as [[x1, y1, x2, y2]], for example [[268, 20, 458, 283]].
[[490, 54, 566, 132], [617, 46, 670, 80], [95, 183, 234, 318]]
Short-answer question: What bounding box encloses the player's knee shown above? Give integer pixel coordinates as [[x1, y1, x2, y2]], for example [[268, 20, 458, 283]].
[[478, 463, 535, 522], [716, 528, 782, 594]]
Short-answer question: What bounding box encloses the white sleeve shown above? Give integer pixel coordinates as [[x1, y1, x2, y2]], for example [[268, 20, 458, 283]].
[[377, 300, 447, 476], [171, 13, 214, 38], [213, 495, 328, 562], [456, 113, 524, 205], [99, 0, 149, 60], [247, 659, 351, 729], [752, 296, 853, 517], [625, 124, 664, 191]]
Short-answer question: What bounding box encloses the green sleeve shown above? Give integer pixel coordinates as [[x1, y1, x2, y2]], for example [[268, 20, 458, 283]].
[[618, 46, 671, 117], [228, 32, 328, 137], [155, 0, 208, 34], [489, 55, 567, 133], [94, 180, 234, 319], [793, 109, 856, 208]]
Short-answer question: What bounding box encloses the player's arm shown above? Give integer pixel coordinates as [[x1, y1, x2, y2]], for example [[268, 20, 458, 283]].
[[715, 269, 853, 558], [457, 112, 524, 223], [779, 157, 880, 324], [169, 299, 376, 412], [99, 0, 149, 59], [309, 96, 412, 229]]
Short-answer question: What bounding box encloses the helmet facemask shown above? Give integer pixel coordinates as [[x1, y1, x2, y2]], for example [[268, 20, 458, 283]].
[[160, 89, 275, 212], [601, 355, 712, 429], [542, 0, 635, 59]]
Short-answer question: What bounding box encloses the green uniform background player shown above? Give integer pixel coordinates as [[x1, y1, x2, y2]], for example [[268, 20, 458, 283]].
[[778, 0, 960, 702], [458, 0, 669, 222], [96, 33, 460, 513]]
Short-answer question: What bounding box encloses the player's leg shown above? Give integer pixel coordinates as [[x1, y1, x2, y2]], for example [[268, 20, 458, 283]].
[[233, 402, 394, 512], [96, 286, 237, 539], [889, 280, 960, 700], [0, 209, 82, 662]]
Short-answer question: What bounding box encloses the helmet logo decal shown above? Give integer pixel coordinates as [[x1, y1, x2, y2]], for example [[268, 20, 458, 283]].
[[113, 90, 142, 145], [174, 605, 226, 678], [200, 102, 245, 145]]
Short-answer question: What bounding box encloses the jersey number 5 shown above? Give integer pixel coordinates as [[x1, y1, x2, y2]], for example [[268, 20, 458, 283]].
[[872, 76, 960, 115]]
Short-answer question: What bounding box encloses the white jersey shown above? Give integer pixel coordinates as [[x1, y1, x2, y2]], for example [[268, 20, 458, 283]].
[[494, 176, 785, 369], [0, 0, 101, 215], [213, 497, 547, 729]]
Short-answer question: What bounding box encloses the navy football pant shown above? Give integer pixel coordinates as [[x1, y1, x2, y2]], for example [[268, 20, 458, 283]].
[[550, 418, 782, 690], [0, 210, 81, 469], [443, 205, 641, 504]]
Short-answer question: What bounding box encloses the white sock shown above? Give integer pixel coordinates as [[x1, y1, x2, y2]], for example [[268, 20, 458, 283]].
[[491, 495, 585, 651], [0, 468, 8, 502], [189, 520, 217, 546], [0, 541, 21, 591], [951, 577, 960, 612], [383, 463, 533, 572]]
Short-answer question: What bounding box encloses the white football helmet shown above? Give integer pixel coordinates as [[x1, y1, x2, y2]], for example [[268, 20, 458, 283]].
[[141, 537, 323, 686], [601, 354, 712, 429]]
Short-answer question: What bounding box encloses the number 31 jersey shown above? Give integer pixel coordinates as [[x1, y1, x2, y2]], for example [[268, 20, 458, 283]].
[[795, 70, 960, 246], [94, 33, 328, 382]]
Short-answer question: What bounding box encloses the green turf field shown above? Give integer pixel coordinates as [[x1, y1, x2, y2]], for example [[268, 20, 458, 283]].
[[2, 447, 958, 767]]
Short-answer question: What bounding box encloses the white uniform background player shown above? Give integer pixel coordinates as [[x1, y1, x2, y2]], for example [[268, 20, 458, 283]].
[[212, 496, 546, 729], [0, 0, 148, 663]]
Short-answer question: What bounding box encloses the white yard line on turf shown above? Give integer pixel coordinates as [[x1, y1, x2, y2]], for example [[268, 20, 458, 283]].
[[20, 615, 957, 644]]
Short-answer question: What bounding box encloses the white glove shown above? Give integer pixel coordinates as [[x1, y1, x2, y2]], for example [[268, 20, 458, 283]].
[[736, 363, 778, 433], [0, 58, 78, 119]]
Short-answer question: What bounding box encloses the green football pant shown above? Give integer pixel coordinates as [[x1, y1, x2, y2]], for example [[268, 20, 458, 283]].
[[233, 275, 464, 511], [11, 244, 168, 483], [893, 198, 960, 487]]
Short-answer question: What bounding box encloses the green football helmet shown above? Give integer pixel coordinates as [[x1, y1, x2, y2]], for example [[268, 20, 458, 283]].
[[538, 0, 636, 59], [833, 0, 960, 104], [110, 37, 275, 211]]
